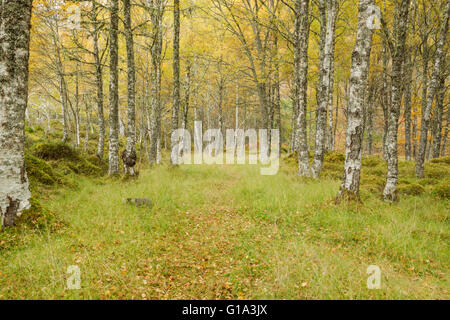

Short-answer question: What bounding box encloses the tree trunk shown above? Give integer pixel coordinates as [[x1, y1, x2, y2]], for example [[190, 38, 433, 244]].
[[295, 0, 311, 177], [416, 0, 449, 177], [404, 47, 413, 160], [74, 66, 81, 148], [333, 87, 340, 149], [431, 69, 446, 158], [171, 0, 181, 165], [84, 100, 90, 153], [92, 2, 105, 159], [108, 0, 120, 175], [336, 0, 374, 200], [327, 3, 337, 152], [0, 0, 33, 228], [124, 0, 137, 175], [382, 0, 411, 202], [366, 84, 374, 155], [149, 0, 164, 165], [441, 106, 449, 157], [381, 44, 390, 161], [312, 0, 337, 178]]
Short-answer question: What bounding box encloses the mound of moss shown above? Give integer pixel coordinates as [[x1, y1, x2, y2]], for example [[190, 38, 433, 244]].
[[33, 142, 79, 161], [65, 158, 102, 176], [417, 178, 439, 186], [397, 183, 425, 196], [0, 198, 66, 252], [30, 141, 106, 179], [432, 182, 450, 199], [362, 156, 384, 168], [25, 153, 58, 186], [322, 162, 343, 180], [360, 175, 385, 192], [430, 156, 450, 165], [426, 164, 449, 179], [324, 151, 345, 163]]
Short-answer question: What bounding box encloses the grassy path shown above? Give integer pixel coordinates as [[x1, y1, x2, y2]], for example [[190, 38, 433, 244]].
[[0, 164, 448, 299]]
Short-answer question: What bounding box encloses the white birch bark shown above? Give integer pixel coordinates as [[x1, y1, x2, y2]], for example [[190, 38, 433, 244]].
[[337, 0, 374, 200], [0, 0, 33, 228], [382, 0, 411, 201], [108, 0, 120, 175], [295, 0, 311, 177], [124, 0, 137, 174], [312, 0, 337, 178], [415, 0, 449, 177]]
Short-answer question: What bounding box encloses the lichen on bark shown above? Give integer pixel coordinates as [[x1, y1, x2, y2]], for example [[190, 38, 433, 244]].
[[0, 0, 33, 228]]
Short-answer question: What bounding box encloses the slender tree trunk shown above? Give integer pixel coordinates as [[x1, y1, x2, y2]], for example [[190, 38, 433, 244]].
[[290, 89, 298, 153], [183, 64, 191, 131], [327, 4, 337, 152], [58, 74, 69, 142], [441, 106, 449, 156], [0, 0, 33, 228], [149, 0, 164, 164], [295, 0, 311, 177], [431, 68, 446, 158], [84, 101, 90, 152], [235, 79, 239, 134], [416, 0, 449, 177], [312, 0, 337, 178], [366, 85, 374, 155], [74, 66, 81, 147], [336, 0, 374, 200], [92, 3, 105, 159], [108, 0, 120, 175], [218, 75, 224, 138], [333, 87, 340, 148], [382, 0, 411, 202], [124, 0, 137, 174], [404, 48, 413, 160], [51, 21, 70, 144], [171, 0, 181, 165], [381, 44, 390, 161]]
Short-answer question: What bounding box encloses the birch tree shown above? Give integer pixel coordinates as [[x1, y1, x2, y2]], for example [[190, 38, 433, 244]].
[[295, 0, 311, 177], [336, 0, 374, 200], [381, 0, 411, 201], [171, 0, 181, 165], [0, 0, 33, 228], [312, 0, 337, 178], [108, 0, 120, 175], [148, 0, 166, 165], [91, 2, 106, 159], [124, 0, 137, 174], [431, 67, 446, 159], [415, 0, 449, 178]]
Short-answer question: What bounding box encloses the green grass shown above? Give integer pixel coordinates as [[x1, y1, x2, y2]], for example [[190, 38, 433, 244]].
[[0, 157, 449, 299]]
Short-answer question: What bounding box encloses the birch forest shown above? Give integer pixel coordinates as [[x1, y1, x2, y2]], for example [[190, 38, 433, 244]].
[[0, 0, 449, 300]]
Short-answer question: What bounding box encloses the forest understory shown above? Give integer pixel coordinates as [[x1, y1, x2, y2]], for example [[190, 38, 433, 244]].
[[0, 127, 448, 300]]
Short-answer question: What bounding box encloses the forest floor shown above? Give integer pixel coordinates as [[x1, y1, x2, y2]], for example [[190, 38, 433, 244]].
[[0, 147, 449, 299]]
